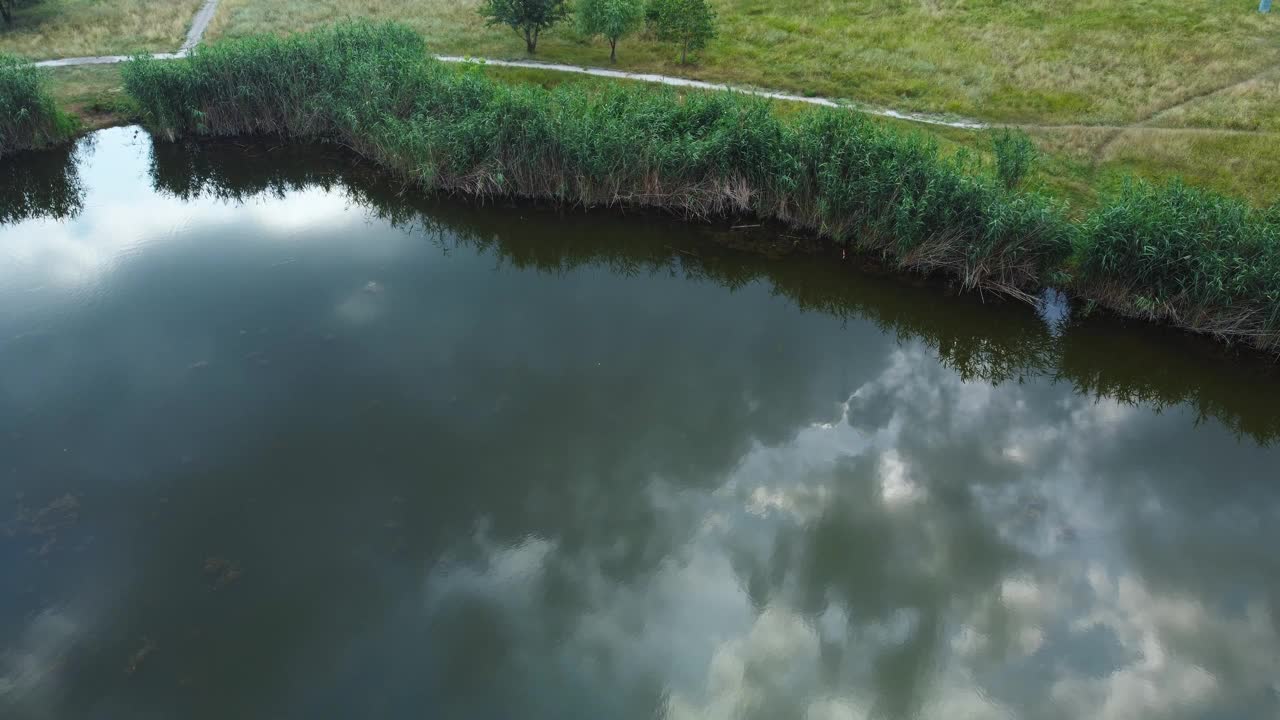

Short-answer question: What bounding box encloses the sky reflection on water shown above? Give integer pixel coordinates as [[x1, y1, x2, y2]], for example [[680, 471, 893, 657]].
[[1, 128, 1278, 720]]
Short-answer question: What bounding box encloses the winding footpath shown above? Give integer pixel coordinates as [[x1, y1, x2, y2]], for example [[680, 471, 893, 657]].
[[26, 0, 1280, 142]]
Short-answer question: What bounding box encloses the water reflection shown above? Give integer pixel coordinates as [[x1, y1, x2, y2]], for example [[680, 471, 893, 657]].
[[0, 142, 85, 226], [145, 133, 1280, 446], [0, 128, 1278, 719]]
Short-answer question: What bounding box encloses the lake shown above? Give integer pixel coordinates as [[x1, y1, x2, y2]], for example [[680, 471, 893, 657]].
[[2, 127, 1279, 719]]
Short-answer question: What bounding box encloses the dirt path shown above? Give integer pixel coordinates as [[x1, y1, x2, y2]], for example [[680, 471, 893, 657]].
[[32, 0, 218, 68], [1092, 65, 1279, 159], [182, 0, 222, 53]]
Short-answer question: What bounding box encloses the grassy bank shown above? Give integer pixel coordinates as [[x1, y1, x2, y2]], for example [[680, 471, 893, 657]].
[[42, 64, 137, 130], [0, 54, 75, 156], [106, 22, 1280, 353], [202, 0, 1280, 209], [124, 22, 1073, 294]]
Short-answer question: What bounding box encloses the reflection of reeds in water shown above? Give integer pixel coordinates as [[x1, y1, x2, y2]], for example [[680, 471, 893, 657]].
[[0, 136, 86, 223], [144, 132, 1280, 447]]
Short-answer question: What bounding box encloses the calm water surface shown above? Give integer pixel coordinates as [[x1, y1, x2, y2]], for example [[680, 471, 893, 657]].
[[2, 128, 1280, 719]]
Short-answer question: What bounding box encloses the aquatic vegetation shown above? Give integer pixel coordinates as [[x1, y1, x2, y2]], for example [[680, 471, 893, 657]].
[[0, 54, 74, 157], [121, 22, 1280, 352], [1076, 181, 1280, 350]]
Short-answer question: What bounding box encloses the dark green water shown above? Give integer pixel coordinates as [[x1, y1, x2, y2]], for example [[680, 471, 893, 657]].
[[2, 127, 1279, 720]]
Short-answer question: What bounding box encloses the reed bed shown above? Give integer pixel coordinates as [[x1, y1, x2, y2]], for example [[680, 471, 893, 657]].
[[0, 54, 75, 157], [121, 22, 1280, 352]]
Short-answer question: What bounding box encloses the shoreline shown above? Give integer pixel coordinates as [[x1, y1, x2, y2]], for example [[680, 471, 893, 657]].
[[6, 23, 1278, 358], [17, 121, 1280, 366], [8, 125, 1280, 448]]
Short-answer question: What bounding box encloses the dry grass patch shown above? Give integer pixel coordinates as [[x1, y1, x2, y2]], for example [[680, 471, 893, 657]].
[[0, 0, 204, 59], [1148, 68, 1280, 132]]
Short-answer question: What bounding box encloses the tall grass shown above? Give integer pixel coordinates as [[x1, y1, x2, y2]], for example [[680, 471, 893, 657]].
[[122, 22, 1280, 352], [0, 54, 75, 157], [1076, 181, 1280, 347]]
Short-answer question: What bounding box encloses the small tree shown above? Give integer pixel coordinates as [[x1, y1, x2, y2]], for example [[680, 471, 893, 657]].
[[577, 0, 643, 62], [1, 0, 17, 25], [647, 0, 715, 65], [479, 0, 572, 54]]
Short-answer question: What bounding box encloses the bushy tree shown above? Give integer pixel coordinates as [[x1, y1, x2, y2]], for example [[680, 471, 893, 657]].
[[646, 0, 715, 64], [479, 0, 572, 53], [577, 0, 643, 62]]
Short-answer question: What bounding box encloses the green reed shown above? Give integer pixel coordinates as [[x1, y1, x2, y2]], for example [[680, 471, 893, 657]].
[[1076, 181, 1280, 349], [0, 54, 74, 157]]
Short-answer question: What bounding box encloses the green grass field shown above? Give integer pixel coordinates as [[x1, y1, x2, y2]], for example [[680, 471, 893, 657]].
[[206, 0, 1280, 127], [0, 0, 203, 58], [8, 0, 1280, 207]]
